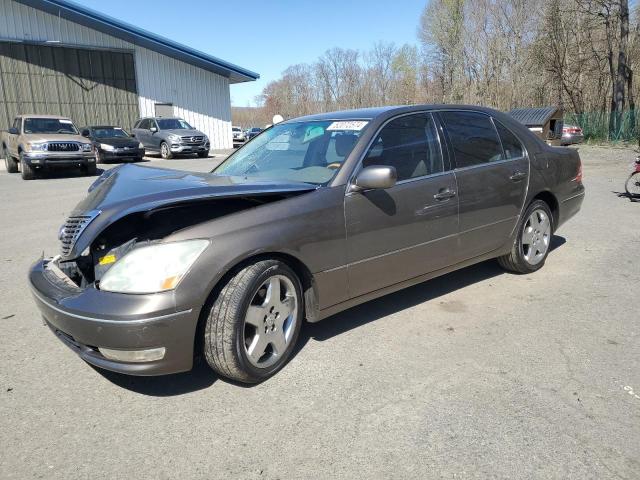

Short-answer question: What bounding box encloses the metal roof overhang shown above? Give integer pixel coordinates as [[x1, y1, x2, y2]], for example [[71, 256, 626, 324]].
[[14, 0, 260, 84]]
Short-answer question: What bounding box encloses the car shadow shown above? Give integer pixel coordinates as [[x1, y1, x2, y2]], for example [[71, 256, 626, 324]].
[[37, 168, 105, 180], [96, 235, 566, 395]]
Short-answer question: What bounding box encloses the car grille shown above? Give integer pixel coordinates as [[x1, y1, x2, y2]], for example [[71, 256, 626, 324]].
[[48, 142, 80, 152], [59, 211, 100, 257], [180, 135, 204, 145]]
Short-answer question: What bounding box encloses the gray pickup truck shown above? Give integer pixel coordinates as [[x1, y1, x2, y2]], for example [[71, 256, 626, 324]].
[[1, 114, 96, 180]]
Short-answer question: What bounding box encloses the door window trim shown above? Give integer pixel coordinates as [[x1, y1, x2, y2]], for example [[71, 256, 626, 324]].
[[346, 111, 450, 193]]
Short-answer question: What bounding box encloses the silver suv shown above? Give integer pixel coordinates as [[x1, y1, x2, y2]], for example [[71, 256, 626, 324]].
[[131, 117, 210, 159]]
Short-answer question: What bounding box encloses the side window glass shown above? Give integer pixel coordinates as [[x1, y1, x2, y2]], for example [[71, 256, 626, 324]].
[[13, 118, 20, 131], [494, 120, 525, 160], [362, 113, 444, 182], [441, 111, 503, 168]]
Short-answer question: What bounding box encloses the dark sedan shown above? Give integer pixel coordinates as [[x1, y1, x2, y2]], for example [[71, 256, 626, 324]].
[[81, 126, 144, 163], [30, 105, 584, 384], [246, 127, 263, 140]]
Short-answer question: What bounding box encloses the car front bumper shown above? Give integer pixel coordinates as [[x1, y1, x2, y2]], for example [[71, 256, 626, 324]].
[[99, 147, 144, 161], [29, 258, 200, 376], [23, 152, 95, 167], [169, 143, 210, 154]]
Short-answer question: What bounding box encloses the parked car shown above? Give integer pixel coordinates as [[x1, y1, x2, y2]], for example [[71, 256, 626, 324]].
[[1, 114, 95, 180], [561, 124, 584, 146], [81, 126, 145, 163], [29, 105, 584, 384], [246, 127, 263, 140], [131, 117, 209, 159], [232, 126, 246, 146]]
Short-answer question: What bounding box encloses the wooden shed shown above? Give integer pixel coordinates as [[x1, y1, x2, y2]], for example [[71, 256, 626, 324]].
[[509, 106, 564, 146]]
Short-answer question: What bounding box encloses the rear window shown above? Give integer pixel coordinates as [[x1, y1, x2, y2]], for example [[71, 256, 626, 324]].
[[440, 111, 503, 168]]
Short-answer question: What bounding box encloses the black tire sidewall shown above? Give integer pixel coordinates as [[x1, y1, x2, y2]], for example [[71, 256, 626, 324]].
[[626, 172, 640, 196], [20, 153, 35, 180], [514, 200, 553, 272], [233, 262, 304, 382]]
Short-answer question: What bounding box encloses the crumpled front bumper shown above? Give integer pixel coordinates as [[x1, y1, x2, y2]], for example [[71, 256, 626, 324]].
[[29, 258, 200, 376]]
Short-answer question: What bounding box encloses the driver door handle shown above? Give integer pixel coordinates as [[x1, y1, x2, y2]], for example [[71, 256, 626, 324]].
[[433, 189, 457, 201], [510, 171, 527, 182]]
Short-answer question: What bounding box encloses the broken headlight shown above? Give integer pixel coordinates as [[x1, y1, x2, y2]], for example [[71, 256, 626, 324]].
[[99, 239, 209, 294]]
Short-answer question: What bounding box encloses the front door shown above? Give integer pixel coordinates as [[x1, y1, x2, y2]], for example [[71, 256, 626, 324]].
[[438, 111, 529, 260], [345, 112, 459, 299]]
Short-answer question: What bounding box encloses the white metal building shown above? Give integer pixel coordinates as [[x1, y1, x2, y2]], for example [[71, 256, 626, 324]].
[[0, 0, 259, 149]]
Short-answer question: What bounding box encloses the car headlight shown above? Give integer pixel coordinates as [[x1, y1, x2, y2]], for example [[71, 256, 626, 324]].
[[99, 240, 209, 294], [138, 142, 144, 149], [100, 143, 115, 151], [168, 133, 181, 142], [82, 143, 93, 152], [27, 142, 47, 152]]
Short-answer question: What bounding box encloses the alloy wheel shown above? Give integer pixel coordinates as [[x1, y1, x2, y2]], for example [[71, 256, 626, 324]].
[[243, 275, 298, 368], [521, 209, 551, 265]]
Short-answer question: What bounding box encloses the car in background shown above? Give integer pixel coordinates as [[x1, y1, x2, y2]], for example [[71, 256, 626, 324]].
[[561, 124, 584, 146], [29, 105, 584, 384], [246, 127, 263, 140], [81, 126, 145, 163], [1, 114, 95, 180], [232, 126, 246, 146], [131, 117, 209, 159]]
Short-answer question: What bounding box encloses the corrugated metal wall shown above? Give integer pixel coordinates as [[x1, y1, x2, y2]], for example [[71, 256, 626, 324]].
[[0, 0, 233, 148], [0, 42, 139, 129]]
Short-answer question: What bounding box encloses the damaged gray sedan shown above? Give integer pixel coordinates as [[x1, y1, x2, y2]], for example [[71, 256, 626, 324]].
[[30, 105, 584, 383]]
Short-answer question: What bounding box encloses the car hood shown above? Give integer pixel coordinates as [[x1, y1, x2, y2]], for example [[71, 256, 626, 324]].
[[95, 137, 140, 148], [162, 129, 205, 137], [21, 133, 87, 143], [65, 164, 316, 258]]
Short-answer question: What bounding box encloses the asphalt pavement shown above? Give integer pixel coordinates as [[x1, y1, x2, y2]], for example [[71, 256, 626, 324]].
[[0, 146, 638, 479]]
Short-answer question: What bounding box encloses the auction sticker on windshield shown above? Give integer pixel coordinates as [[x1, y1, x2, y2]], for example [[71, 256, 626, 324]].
[[326, 121, 368, 131]]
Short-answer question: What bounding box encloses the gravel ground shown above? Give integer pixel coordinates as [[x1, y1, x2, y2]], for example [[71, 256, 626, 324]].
[[0, 146, 638, 479]]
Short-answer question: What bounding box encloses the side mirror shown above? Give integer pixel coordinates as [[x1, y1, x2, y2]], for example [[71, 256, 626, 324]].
[[150, 127, 158, 133], [8, 127, 18, 135], [352, 165, 397, 192], [81, 129, 90, 137]]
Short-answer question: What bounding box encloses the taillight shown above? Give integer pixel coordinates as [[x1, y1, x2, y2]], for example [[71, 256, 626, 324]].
[[564, 127, 582, 134], [573, 161, 583, 182]]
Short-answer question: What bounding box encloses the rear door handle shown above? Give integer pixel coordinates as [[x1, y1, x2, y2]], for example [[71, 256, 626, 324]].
[[433, 189, 457, 201], [510, 171, 527, 182]]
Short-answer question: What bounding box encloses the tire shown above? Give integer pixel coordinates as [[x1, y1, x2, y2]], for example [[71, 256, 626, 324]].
[[84, 163, 97, 176], [4, 148, 18, 173], [625, 171, 640, 197], [197, 151, 208, 158], [498, 199, 553, 274], [203, 259, 304, 384], [95, 150, 105, 164], [160, 141, 173, 159], [19, 153, 35, 180]]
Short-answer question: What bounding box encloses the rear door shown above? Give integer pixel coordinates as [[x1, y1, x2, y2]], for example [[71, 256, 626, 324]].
[[439, 110, 529, 260], [132, 119, 149, 146], [345, 112, 459, 298]]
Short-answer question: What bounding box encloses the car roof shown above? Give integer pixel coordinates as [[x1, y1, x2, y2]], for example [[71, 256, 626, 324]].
[[20, 114, 73, 120], [283, 104, 504, 123], [88, 125, 122, 129]]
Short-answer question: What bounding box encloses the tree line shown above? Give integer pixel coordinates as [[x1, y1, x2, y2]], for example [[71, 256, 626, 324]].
[[235, 0, 638, 141]]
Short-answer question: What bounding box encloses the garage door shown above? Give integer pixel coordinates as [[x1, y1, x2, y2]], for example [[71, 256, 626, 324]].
[[0, 42, 139, 131]]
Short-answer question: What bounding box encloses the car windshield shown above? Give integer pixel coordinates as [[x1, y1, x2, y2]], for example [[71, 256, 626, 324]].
[[250, 128, 261, 132], [157, 119, 192, 130], [214, 120, 368, 185], [93, 127, 129, 139], [23, 118, 78, 134], [232, 127, 241, 132]]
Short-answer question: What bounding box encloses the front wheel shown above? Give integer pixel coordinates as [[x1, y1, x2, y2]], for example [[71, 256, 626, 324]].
[[625, 171, 640, 197], [203, 259, 303, 384], [160, 141, 173, 159], [197, 151, 208, 158], [498, 200, 553, 274], [4, 148, 18, 173], [84, 163, 97, 176], [20, 154, 35, 180]]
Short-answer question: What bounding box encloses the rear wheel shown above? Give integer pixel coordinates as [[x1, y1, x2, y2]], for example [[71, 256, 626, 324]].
[[203, 259, 303, 384], [19, 153, 35, 180], [4, 148, 18, 173], [498, 200, 553, 274], [160, 141, 173, 159], [625, 171, 640, 197]]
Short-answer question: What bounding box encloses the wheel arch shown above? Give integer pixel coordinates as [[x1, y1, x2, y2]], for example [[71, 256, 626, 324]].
[[530, 190, 559, 229]]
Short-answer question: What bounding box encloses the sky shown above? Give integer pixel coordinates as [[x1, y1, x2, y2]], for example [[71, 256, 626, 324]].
[[80, 0, 427, 107]]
